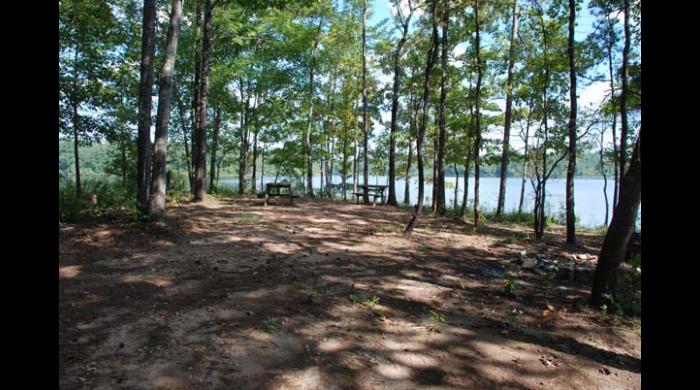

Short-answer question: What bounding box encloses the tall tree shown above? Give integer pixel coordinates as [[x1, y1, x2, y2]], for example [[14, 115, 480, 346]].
[[591, 130, 640, 306], [150, 0, 184, 216], [496, 0, 519, 218], [193, 0, 213, 201], [472, 0, 484, 228], [306, 17, 324, 198], [434, 0, 449, 215], [387, 0, 415, 206], [136, 0, 157, 215], [618, 0, 630, 179], [404, 0, 439, 237], [361, 0, 370, 204], [565, 0, 578, 244]]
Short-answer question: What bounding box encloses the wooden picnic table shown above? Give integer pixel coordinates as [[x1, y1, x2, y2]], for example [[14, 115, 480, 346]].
[[353, 184, 387, 205], [264, 183, 294, 206]]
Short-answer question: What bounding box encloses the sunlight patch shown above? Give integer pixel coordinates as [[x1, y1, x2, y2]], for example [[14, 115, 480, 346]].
[[59, 265, 82, 279]]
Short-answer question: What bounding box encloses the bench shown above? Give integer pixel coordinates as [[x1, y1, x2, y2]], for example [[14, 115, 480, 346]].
[[264, 183, 295, 206], [352, 191, 385, 205]]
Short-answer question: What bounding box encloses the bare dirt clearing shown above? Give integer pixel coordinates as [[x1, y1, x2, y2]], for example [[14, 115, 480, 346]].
[[59, 197, 640, 389]]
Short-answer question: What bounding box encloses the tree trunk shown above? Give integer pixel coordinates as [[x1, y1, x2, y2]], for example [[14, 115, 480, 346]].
[[473, 0, 483, 229], [260, 146, 265, 191], [193, 0, 212, 201], [388, 5, 413, 206], [209, 106, 221, 192], [453, 162, 459, 212], [591, 131, 640, 306], [191, 0, 202, 194], [497, 0, 519, 218], [565, 0, 577, 244], [252, 129, 258, 193], [404, 0, 438, 236], [461, 148, 471, 217], [72, 99, 82, 197], [238, 80, 249, 195], [435, 1, 449, 215], [136, 0, 157, 215], [600, 130, 609, 226], [518, 110, 531, 214], [618, 0, 630, 178], [174, 86, 194, 191], [404, 142, 413, 205], [606, 15, 619, 212], [361, 0, 369, 204], [149, 0, 183, 216], [306, 18, 323, 198]]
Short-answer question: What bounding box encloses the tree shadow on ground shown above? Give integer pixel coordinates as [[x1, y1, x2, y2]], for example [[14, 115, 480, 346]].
[[59, 197, 639, 389]]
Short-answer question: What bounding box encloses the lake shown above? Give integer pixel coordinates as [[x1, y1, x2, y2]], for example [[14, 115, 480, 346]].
[[219, 175, 627, 228]]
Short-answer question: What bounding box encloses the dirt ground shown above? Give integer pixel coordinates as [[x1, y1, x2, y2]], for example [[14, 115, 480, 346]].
[[59, 197, 641, 389]]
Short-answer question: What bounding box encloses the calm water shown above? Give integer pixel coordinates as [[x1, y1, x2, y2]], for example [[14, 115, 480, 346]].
[[219, 175, 623, 228]]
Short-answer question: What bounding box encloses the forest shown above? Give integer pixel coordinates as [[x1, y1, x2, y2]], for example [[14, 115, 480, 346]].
[[59, 0, 641, 388]]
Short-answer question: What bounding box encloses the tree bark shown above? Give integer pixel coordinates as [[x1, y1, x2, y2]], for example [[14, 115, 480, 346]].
[[361, 0, 370, 204], [618, 0, 630, 178], [565, 0, 577, 244], [136, 0, 157, 215], [388, 1, 413, 206], [149, 0, 183, 217], [473, 0, 483, 229], [193, 0, 213, 201], [209, 106, 221, 191], [306, 18, 323, 198], [600, 130, 609, 226], [174, 85, 193, 191], [591, 130, 640, 306], [404, 142, 413, 205], [191, 0, 202, 193], [72, 98, 82, 197], [404, 0, 439, 237], [435, 1, 449, 215], [496, 0, 519, 218], [518, 101, 533, 214], [606, 13, 619, 212]]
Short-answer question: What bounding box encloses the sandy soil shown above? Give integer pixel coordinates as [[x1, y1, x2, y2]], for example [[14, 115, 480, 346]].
[[59, 196, 641, 389]]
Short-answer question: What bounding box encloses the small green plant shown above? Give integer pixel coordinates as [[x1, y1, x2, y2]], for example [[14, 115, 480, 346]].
[[503, 273, 519, 296], [428, 310, 447, 333], [364, 295, 380, 309], [307, 288, 320, 304], [261, 317, 280, 333], [349, 294, 362, 304], [418, 243, 430, 252]]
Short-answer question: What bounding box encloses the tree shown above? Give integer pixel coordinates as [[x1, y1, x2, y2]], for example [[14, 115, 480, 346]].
[[136, 0, 157, 215], [565, 0, 578, 244], [472, 0, 484, 228], [404, 0, 439, 237], [591, 130, 640, 306], [387, 0, 415, 206], [496, 0, 519, 218], [434, 0, 449, 215], [149, 0, 184, 216], [193, 0, 214, 201]]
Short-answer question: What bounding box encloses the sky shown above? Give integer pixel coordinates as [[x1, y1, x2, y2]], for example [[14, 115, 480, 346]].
[[365, 0, 624, 152]]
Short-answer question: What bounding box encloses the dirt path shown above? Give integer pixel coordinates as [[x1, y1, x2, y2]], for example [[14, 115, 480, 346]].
[[59, 197, 640, 389]]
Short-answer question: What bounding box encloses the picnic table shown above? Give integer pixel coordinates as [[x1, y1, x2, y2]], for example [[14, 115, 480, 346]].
[[264, 183, 294, 206], [353, 184, 387, 205]]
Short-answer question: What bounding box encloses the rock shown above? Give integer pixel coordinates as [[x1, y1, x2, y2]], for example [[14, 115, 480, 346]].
[[599, 367, 611, 375], [521, 258, 538, 269]]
